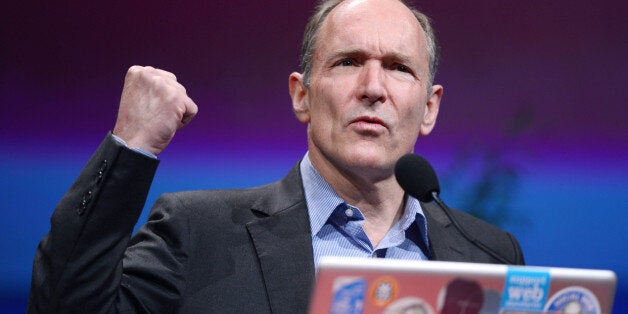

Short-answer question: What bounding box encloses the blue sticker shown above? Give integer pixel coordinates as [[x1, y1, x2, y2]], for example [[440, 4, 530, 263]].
[[331, 277, 366, 314], [500, 267, 551, 312], [544, 287, 600, 314]]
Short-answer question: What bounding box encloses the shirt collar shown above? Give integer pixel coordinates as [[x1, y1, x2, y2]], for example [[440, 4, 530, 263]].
[[300, 152, 428, 242], [301, 153, 346, 237]]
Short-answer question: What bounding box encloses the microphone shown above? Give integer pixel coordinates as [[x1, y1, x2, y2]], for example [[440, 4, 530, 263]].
[[394, 154, 440, 203], [394, 153, 512, 264]]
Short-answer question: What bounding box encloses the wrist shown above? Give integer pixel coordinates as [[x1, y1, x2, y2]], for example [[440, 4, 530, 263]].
[[111, 133, 158, 159]]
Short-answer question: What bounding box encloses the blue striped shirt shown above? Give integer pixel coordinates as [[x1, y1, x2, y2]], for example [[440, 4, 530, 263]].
[[300, 153, 430, 270]]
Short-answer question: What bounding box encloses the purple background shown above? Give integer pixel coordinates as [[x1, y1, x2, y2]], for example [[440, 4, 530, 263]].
[[1, 1, 626, 312]]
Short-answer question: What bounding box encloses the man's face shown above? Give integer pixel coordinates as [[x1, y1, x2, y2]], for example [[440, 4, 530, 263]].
[[291, 0, 442, 179]]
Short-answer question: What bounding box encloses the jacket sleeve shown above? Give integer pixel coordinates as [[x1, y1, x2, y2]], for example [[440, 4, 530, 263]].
[[507, 231, 525, 265], [28, 133, 160, 313]]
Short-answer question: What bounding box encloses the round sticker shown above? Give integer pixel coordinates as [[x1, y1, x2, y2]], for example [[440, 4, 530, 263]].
[[369, 276, 399, 307], [383, 297, 435, 314], [544, 286, 601, 314]]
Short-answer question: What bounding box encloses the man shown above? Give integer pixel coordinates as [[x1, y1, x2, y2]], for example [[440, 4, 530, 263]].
[[29, 0, 524, 313]]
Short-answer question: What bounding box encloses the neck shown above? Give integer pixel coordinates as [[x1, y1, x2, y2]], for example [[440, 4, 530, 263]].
[[308, 150, 406, 246]]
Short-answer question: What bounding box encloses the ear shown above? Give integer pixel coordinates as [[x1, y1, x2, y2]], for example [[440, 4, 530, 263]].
[[419, 84, 443, 136], [289, 72, 310, 124]]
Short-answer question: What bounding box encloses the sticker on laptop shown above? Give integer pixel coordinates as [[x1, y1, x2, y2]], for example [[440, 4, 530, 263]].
[[330, 277, 366, 314], [500, 267, 551, 312], [383, 296, 434, 314], [544, 286, 601, 314], [437, 278, 485, 314], [368, 276, 399, 307]]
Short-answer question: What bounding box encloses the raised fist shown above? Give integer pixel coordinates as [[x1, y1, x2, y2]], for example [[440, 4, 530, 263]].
[[113, 65, 198, 155]]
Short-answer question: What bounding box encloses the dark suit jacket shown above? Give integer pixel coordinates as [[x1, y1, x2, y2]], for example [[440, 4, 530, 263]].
[[29, 134, 524, 313]]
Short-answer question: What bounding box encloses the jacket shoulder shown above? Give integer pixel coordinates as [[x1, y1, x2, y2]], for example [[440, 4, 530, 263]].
[[424, 202, 525, 265], [452, 208, 524, 264]]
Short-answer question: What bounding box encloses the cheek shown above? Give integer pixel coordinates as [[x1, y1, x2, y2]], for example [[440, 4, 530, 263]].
[[395, 96, 425, 133], [310, 82, 349, 122], [411, 104, 425, 122], [400, 113, 422, 138]]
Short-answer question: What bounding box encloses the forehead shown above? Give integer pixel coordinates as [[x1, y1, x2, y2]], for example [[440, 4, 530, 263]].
[[316, 0, 427, 63]]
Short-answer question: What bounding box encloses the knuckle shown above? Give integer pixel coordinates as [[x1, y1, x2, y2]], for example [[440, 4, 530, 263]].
[[128, 65, 141, 72], [150, 75, 167, 87], [164, 89, 181, 104], [165, 81, 179, 94], [189, 101, 199, 112], [165, 71, 177, 81], [126, 65, 142, 78], [178, 104, 186, 115]]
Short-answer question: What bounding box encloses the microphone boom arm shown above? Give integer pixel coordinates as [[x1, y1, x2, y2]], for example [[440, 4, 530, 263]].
[[431, 191, 512, 264]]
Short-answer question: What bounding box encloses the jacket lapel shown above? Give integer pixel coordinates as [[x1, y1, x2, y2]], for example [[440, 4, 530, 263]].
[[246, 163, 316, 313], [422, 201, 469, 262]]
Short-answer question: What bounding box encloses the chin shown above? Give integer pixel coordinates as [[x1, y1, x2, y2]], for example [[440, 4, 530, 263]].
[[344, 149, 396, 172]]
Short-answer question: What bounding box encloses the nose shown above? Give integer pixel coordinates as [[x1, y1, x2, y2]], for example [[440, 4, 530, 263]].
[[359, 61, 387, 104]]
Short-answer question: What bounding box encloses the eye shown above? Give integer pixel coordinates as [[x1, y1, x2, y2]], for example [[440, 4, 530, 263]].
[[337, 59, 356, 67], [395, 64, 411, 73]]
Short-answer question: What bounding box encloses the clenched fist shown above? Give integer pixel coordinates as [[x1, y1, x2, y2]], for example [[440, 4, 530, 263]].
[[113, 66, 198, 155]]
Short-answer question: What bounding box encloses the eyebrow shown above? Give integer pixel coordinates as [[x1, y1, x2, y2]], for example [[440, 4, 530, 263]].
[[328, 48, 417, 66]]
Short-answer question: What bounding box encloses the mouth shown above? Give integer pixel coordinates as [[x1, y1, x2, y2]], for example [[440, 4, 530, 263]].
[[349, 116, 388, 131]]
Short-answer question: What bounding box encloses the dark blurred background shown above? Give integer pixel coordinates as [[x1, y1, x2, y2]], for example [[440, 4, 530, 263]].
[[1, 0, 626, 312]]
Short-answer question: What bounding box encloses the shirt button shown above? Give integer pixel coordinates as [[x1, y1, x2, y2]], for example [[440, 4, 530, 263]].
[[344, 208, 354, 217]]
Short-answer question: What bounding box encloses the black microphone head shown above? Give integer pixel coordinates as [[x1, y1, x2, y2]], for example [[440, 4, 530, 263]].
[[395, 153, 440, 202]]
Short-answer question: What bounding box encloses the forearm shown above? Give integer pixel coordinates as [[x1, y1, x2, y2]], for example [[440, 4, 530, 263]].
[[28, 133, 159, 313]]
